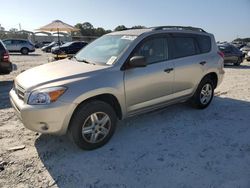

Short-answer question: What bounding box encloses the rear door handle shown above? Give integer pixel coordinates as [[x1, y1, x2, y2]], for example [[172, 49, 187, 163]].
[[199, 61, 207, 66], [164, 68, 174, 73]]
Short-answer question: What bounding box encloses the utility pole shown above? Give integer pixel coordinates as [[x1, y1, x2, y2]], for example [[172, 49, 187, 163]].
[[19, 23, 22, 31]]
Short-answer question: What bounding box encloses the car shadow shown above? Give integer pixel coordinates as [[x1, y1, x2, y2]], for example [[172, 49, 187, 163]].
[[35, 96, 250, 187], [0, 80, 13, 109]]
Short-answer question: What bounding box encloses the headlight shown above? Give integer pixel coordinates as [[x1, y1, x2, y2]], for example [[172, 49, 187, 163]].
[[28, 86, 67, 105]]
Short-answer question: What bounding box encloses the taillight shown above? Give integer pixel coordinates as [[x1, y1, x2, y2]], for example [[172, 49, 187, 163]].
[[218, 51, 224, 59], [3, 51, 9, 62]]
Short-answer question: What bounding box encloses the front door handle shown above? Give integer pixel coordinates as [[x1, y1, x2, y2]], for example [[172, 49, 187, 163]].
[[199, 61, 207, 66], [164, 68, 174, 73]]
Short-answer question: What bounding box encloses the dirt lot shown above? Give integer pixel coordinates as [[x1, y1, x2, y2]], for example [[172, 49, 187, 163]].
[[0, 50, 250, 188]]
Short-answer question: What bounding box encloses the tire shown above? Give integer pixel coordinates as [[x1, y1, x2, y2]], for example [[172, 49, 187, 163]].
[[234, 57, 242, 66], [190, 77, 214, 109], [21, 48, 29, 55], [68, 100, 117, 150]]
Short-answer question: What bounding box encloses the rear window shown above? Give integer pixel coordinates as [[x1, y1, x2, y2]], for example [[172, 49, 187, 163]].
[[196, 35, 211, 53], [0, 41, 6, 51], [173, 37, 196, 58]]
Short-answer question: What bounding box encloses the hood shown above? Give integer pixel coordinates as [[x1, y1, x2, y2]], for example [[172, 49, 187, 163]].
[[41, 46, 47, 50], [15, 59, 108, 90]]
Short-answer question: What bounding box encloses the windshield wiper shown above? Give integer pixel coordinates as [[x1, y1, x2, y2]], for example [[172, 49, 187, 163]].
[[71, 56, 96, 65], [79, 59, 95, 65]]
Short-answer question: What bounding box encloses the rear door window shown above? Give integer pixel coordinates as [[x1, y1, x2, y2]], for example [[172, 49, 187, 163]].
[[13, 40, 22, 45], [173, 37, 197, 58]]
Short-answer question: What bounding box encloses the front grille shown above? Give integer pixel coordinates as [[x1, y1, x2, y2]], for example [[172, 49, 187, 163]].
[[15, 82, 25, 101]]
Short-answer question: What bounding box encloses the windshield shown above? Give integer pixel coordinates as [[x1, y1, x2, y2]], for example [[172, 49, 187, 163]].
[[75, 35, 137, 65], [48, 41, 56, 46], [61, 42, 73, 47]]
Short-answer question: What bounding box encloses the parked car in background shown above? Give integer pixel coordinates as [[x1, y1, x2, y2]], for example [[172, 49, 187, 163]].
[[232, 41, 245, 49], [240, 44, 250, 57], [35, 41, 51, 48], [2, 39, 35, 55], [51, 41, 88, 55], [0, 40, 12, 74], [218, 44, 244, 66], [246, 51, 250, 61], [10, 26, 224, 150], [41, 41, 64, 52]]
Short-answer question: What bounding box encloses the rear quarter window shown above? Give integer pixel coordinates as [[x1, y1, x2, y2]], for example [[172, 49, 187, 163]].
[[196, 35, 211, 53], [173, 37, 197, 58]]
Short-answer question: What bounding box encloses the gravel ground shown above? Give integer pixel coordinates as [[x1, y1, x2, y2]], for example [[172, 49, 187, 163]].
[[0, 50, 250, 188]]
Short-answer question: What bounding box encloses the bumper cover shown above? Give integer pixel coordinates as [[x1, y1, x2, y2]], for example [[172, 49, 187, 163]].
[[9, 89, 76, 135]]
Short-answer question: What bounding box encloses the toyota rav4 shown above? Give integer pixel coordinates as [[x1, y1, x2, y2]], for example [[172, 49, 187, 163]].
[[10, 26, 224, 150]]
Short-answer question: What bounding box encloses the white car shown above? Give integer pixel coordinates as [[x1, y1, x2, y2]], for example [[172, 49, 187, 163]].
[[246, 51, 250, 61]]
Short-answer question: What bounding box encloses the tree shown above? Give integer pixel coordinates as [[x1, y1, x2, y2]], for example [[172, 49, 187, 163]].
[[75, 22, 96, 36], [114, 25, 127, 31], [75, 22, 111, 37], [82, 22, 94, 30], [131, 25, 146, 29], [105, 30, 112, 34], [95, 27, 106, 36]]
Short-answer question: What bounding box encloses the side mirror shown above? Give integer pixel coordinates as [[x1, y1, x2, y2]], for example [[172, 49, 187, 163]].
[[129, 56, 146, 68]]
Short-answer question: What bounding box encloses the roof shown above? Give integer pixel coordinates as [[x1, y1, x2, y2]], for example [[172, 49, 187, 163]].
[[108, 28, 152, 36], [2, 38, 29, 41], [108, 26, 208, 36]]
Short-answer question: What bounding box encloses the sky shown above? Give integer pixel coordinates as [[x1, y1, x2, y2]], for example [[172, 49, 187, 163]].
[[0, 0, 249, 41]]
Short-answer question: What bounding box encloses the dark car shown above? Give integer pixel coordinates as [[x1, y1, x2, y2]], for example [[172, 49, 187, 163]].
[[218, 44, 244, 66], [0, 40, 12, 74], [51, 41, 88, 55], [41, 41, 64, 52], [35, 41, 51, 48]]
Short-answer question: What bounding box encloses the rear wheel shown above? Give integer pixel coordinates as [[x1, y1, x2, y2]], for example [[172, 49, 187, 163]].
[[68, 100, 117, 150], [190, 77, 214, 109], [234, 57, 242, 66], [21, 48, 29, 55]]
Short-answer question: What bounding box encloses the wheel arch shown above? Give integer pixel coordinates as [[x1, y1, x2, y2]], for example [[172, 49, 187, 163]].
[[201, 72, 218, 89]]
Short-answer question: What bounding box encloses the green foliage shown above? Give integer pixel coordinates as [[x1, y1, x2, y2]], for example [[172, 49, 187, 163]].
[[114, 25, 127, 31], [131, 25, 146, 29], [75, 22, 110, 37]]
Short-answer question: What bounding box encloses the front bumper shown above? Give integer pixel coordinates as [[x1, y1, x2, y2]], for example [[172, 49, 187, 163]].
[[9, 89, 76, 135]]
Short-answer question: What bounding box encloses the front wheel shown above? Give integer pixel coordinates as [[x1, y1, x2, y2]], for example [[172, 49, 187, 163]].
[[190, 77, 214, 109], [68, 100, 117, 150]]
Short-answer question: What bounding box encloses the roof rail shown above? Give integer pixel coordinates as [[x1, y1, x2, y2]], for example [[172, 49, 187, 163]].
[[152, 26, 207, 33]]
